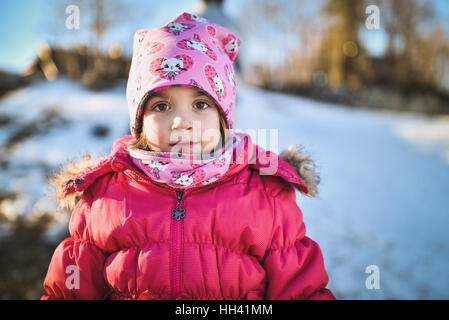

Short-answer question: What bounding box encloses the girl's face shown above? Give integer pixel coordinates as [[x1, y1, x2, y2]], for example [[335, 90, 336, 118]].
[[142, 87, 222, 154]]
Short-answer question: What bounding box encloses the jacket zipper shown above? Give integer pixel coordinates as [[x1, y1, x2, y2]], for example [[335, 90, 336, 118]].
[[127, 167, 242, 298], [168, 177, 235, 299], [171, 189, 185, 299]]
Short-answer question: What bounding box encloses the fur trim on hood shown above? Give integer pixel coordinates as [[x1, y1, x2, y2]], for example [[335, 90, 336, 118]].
[[279, 144, 320, 198], [47, 152, 106, 212], [48, 145, 320, 212]]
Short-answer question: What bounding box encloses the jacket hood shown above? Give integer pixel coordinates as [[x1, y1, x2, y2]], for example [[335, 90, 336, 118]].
[[48, 134, 320, 212]]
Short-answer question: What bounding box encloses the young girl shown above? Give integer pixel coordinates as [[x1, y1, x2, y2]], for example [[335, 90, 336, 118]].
[[42, 12, 335, 300]]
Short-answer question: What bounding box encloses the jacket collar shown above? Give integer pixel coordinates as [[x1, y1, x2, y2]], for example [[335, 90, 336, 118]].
[[250, 144, 309, 195], [63, 134, 309, 196], [111, 133, 309, 195], [110, 133, 255, 192]]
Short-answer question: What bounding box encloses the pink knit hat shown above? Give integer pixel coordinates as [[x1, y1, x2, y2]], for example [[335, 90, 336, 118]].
[[126, 12, 241, 139]]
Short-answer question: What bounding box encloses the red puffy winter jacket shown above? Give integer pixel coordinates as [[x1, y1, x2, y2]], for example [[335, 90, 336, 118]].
[[41, 134, 335, 300]]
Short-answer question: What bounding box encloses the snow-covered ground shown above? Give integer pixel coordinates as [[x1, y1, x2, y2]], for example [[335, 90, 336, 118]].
[[1, 78, 448, 299], [0, 79, 130, 237], [235, 84, 449, 299]]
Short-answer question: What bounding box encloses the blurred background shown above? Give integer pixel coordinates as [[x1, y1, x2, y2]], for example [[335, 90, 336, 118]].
[[0, 0, 448, 299]]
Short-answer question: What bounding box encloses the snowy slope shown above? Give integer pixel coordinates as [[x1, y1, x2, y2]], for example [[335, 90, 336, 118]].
[[234, 84, 449, 299], [1, 78, 448, 299], [0, 79, 129, 235]]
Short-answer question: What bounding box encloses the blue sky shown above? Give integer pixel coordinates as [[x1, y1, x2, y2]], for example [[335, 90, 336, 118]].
[[0, 0, 50, 73], [0, 0, 448, 73], [0, 0, 208, 73]]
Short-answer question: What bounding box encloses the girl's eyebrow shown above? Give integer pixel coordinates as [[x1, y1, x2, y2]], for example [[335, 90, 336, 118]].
[[191, 91, 208, 98]]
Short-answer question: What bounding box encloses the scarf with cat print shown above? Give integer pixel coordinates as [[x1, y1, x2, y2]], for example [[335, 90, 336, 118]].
[[127, 131, 247, 189]]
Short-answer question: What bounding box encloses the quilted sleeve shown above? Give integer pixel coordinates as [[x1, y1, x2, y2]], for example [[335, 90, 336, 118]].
[[41, 193, 109, 300], [262, 185, 335, 300], [41, 237, 109, 300]]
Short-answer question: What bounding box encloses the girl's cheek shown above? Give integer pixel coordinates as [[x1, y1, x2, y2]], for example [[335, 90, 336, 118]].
[[200, 116, 221, 152], [144, 117, 170, 148], [202, 130, 220, 152]]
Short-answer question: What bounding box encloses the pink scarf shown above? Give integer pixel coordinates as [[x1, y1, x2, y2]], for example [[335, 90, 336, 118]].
[[127, 131, 245, 189]]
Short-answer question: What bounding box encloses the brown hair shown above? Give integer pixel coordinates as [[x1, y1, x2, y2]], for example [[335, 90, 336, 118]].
[[127, 110, 228, 152]]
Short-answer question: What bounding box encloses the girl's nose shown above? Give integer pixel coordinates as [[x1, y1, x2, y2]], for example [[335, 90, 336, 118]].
[[171, 113, 193, 130]]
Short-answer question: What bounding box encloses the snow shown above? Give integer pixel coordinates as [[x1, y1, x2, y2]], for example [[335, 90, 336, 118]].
[[1, 77, 449, 299], [234, 84, 449, 299], [0, 78, 130, 241]]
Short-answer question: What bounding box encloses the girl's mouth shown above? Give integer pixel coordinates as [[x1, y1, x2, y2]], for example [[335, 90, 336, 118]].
[[170, 139, 199, 146]]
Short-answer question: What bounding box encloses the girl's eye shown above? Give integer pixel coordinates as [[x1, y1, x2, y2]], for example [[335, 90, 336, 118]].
[[152, 103, 170, 112], [194, 101, 209, 110]]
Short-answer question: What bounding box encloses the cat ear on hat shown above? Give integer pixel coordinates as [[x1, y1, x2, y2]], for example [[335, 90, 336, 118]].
[[207, 23, 241, 63], [132, 29, 152, 53]]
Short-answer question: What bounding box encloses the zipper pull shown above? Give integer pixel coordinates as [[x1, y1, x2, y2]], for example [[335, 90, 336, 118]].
[[171, 190, 186, 220]]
